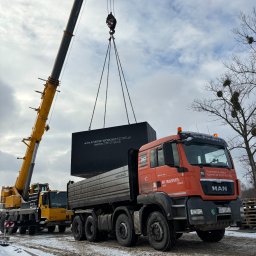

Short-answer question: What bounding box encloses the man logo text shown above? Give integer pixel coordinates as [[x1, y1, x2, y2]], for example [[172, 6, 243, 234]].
[[212, 186, 227, 192]]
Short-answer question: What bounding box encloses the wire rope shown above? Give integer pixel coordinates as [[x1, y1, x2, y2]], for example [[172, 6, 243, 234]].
[[89, 40, 111, 130], [112, 36, 130, 124], [103, 39, 112, 128], [112, 39, 137, 123], [90, 5, 137, 128]]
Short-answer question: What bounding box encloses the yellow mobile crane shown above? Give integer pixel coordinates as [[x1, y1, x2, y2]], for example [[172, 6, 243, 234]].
[[0, 0, 83, 235]]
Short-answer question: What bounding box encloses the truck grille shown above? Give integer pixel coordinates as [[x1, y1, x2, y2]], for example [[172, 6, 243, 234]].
[[200, 179, 234, 196], [217, 215, 232, 221]]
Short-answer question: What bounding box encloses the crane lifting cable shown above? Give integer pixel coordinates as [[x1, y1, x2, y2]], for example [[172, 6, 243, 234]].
[[89, 11, 137, 130]]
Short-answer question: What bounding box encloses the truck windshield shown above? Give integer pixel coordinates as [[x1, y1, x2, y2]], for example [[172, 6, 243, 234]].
[[49, 191, 67, 208], [183, 143, 232, 168]]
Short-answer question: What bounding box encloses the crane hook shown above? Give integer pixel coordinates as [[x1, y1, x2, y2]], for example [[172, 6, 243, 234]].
[[106, 12, 117, 35]]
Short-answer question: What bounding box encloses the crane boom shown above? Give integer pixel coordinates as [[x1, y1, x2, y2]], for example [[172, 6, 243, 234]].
[[2, 0, 83, 207]]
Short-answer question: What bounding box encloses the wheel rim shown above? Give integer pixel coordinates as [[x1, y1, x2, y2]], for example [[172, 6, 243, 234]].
[[119, 222, 128, 239], [150, 222, 164, 241]]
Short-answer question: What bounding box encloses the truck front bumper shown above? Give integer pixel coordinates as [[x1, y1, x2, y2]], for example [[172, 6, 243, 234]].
[[187, 197, 243, 231]]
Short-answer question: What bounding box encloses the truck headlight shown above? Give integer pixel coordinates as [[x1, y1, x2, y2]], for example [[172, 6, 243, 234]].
[[218, 207, 231, 214], [190, 209, 203, 215]]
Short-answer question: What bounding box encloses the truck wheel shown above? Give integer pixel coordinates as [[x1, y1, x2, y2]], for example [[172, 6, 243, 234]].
[[48, 226, 56, 233], [19, 226, 27, 235], [115, 214, 136, 247], [176, 233, 183, 239], [72, 215, 86, 241], [147, 211, 176, 251], [28, 226, 36, 235], [85, 215, 98, 242], [58, 225, 66, 233], [196, 229, 225, 242]]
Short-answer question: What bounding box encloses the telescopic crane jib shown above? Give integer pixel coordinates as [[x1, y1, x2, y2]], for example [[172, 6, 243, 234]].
[[0, 0, 84, 208]]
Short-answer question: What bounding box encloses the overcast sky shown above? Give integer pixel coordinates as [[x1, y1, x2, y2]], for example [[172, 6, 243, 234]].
[[0, 0, 255, 190]]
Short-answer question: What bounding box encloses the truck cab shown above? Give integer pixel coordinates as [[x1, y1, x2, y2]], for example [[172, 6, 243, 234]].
[[138, 129, 243, 233], [68, 128, 244, 252], [39, 190, 73, 233], [28, 183, 72, 232]]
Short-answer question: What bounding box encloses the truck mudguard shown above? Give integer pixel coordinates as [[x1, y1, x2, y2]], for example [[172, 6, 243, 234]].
[[137, 192, 174, 220]]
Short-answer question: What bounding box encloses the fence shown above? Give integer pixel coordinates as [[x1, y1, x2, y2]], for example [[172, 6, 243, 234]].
[[242, 198, 256, 229]]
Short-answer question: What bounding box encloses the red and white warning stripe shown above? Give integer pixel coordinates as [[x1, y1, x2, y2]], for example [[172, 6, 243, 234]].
[[4, 221, 14, 228]]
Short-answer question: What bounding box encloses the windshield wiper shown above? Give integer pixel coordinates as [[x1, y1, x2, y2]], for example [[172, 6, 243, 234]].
[[190, 163, 213, 167], [191, 163, 229, 168]]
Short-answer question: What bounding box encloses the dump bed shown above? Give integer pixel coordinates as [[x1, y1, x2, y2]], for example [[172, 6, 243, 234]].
[[68, 164, 139, 210]]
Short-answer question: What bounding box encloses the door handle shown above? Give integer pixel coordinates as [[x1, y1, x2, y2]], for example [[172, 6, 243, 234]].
[[156, 181, 161, 188]]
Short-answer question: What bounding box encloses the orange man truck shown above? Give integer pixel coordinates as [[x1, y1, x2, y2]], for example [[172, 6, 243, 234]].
[[68, 129, 244, 251]]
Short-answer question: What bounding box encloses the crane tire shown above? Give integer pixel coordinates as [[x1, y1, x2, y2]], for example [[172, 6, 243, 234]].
[[48, 226, 56, 233], [28, 226, 36, 235], [58, 225, 66, 233], [19, 226, 27, 235], [0, 215, 5, 233]]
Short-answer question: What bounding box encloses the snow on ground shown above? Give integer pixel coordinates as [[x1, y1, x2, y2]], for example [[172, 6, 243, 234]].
[[225, 229, 256, 238], [0, 245, 34, 256], [0, 244, 56, 256], [1, 228, 256, 256], [87, 244, 137, 256], [18, 245, 55, 256], [187, 228, 256, 239], [24, 234, 76, 252], [0, 234, 57, 256]]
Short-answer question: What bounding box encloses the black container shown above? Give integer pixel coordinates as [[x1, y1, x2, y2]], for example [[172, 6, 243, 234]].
[[71, 122, 156, 178]]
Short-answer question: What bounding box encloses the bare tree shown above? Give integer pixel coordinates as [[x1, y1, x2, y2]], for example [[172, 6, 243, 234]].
[[192, 9, 256, 188], [241, 182, 256, 198]]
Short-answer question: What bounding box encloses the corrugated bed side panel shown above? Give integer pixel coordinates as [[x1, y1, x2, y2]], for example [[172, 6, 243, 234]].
[[68, 166, 131, 209]]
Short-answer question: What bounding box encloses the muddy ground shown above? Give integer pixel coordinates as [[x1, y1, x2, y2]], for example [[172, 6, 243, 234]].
[[4, 228, 256, 256]]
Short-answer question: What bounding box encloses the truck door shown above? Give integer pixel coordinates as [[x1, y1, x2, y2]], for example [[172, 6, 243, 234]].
[[138, 150, 158, 194], [154, 142, 186, 196]]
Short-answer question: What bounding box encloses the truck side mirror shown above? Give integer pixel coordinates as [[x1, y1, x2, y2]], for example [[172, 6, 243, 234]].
[[163, 142, 175, 166]]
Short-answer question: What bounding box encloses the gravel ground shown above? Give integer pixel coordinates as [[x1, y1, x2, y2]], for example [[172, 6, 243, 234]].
[[2, 228, 255, 256]]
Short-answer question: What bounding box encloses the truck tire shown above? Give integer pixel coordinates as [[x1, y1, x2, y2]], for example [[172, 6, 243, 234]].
[[48, 226, 56, 233], [176, 233, 183, 239], [72, 215, 86, 241], [85, 215, 98, 242], [19, 226, 27, 235], [196, 229, 225, 242], [0, 215, 5, 233], [28, 226, 36, 235], [115, 214, 136, 247], [147, 211, 176, 251], [58, 225, 66, 233]]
